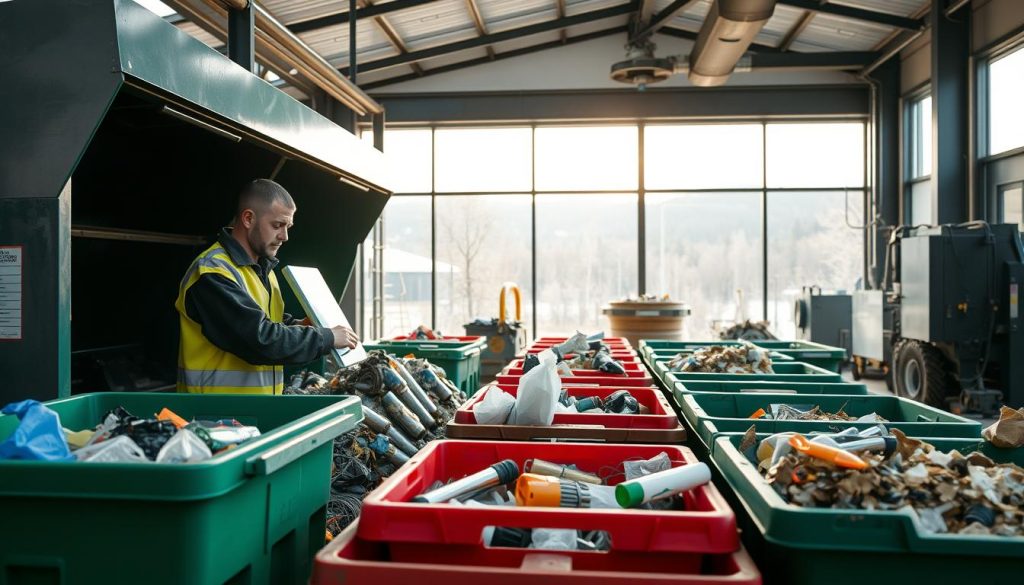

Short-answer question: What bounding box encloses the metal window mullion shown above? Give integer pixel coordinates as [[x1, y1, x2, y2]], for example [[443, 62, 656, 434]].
[[531, 125, 538, 338], [430, 126, 437, 330], [762, 123, 769, 322], [638, 123, 646, 296]]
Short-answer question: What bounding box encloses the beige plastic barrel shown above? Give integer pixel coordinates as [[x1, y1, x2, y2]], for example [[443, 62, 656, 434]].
[[602, 301, 691, 347]]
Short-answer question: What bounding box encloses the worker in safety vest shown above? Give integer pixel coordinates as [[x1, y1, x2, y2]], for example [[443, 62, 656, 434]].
[[175, 179, 358, 394]]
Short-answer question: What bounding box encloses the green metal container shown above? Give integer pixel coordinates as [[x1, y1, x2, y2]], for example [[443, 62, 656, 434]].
[[681, 392, 983, 449], [710, 433, 1024, 585], [674, 380, 868, 397], [640, 339, 846, 372], [0, 393, 363, 585], [364, 337, 486, 396]]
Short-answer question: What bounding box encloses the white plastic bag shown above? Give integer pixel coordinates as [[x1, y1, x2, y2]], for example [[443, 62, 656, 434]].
[[531, 528, 578, 550], [474, 386, 515, 425], [74, 435, 149, 463], [509, 349, 560, 426], [156, 429, 213, 463]]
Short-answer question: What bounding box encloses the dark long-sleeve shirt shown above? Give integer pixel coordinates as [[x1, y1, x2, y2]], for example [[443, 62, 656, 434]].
[[183, 229, 334, 366]]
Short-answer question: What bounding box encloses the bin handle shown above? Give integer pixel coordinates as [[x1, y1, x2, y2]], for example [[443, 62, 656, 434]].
[[244, 413, 359, 476], [499, 282, 522, 323]]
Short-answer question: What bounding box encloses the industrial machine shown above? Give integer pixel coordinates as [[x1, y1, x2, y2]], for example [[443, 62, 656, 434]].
[[855, 222, 1024, 413], [793, 286, 852, 359], [0, 0, 391, 403]]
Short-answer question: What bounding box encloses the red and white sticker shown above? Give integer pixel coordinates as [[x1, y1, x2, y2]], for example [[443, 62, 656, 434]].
[[0, 246, 22, 340]]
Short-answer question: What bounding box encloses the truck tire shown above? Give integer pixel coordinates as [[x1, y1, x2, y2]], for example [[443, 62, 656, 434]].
[[893, 340, 949, 409]]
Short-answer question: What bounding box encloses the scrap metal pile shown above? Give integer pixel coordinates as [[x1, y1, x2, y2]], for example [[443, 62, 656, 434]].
[[285, 350, 466, 536], [749, 426, 1024, 536], [668, 340, 774, 374]]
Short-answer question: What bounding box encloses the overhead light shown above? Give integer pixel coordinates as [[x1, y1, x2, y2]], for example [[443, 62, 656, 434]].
[[339, 175, 371, 192]]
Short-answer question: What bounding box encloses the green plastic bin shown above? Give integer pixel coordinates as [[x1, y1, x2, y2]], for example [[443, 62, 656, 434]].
[[640, 339, 846, 372], [710, 433, 1024, 585], [665, 361, 842, 385], [0, 393, 363, 585], [681, 392, 983, 449], [674, 380, 868, 396], [364, 337, 486, 396]]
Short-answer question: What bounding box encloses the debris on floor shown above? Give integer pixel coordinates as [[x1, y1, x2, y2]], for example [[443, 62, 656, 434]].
[[983, 405, 1024, 448]]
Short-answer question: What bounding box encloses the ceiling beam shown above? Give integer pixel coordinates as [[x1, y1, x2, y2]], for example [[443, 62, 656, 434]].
[[630, 0, 698, 43], [637, 0, 657, 24], [465, 0, 496, 60], [657, 26, 783, 54], [364, 1, 425, 76], [364, 25, 629, 90], [556, 0, 567, 43], [749, 50, 877, 69], [779, 9, 815, 51], [288, 0, 441, 34], [778, 0, 924, 31], [343, 2, 638, 75]]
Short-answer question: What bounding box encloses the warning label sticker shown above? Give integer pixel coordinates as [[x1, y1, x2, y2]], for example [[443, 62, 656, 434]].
[[0, 246, 23, 340]]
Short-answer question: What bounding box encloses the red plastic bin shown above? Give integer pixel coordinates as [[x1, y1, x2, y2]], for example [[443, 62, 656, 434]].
[[391, 335, 484, 343], [447, 385, 686, 442], [358, 440, 736, 553], [314, 523, 761, 585], [505, 358, 648, 375], [455, 384, 678, 429], [532, 336, 632, 346], [497, 373, 655, 387]]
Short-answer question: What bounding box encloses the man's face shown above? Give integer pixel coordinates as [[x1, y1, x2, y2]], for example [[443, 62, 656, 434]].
[[246, 200, 295, 259]]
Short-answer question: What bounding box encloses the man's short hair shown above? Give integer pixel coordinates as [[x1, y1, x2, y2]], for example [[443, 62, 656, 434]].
[[237, 179, 295, 217]]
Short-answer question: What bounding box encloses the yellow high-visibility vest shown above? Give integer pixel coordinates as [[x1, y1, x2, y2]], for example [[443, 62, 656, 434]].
[[175, 242, 284, 394]]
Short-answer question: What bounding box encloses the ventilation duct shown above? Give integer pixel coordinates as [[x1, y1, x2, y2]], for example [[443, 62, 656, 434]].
[[688, 0, 776, 86]]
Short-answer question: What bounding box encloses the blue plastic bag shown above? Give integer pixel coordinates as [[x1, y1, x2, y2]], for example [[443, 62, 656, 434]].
[[0, 400, 73, 461]]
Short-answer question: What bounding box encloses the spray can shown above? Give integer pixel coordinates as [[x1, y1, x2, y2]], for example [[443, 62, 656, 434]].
[[412, 460, 519, 504], [382, 367, 437, 429], [380, 392, 427, 440], [361, 407, 418, 457], [524, 458, 602, 485], [515, 473, 619, 508], [614, 463, 711, 508], [391, 358, 440, 417]]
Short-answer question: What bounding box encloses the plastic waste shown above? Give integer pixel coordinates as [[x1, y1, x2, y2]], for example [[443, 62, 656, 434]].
[[615, 462, 712, 508], [74, 434, 149, 463], [553, 331, 590, 358], [515, 473, 620, 508], [602, 390, 639, 414], [531, 528, 578, 550], [623, 451, 672, 480], [508, 350, 560, 426], [155, 429, 212, 463], [475, 386, 515, 425], [0, 400, 73, 461]]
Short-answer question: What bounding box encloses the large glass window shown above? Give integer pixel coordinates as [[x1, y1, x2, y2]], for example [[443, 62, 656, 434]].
[[645, 124, 764, 190], [535, 194, 638, 336], [381, 196, 432, 337], [645, 193, 763, 338], [435, 196, 532, 336], [766, 123, 865, 188], [434, 128, 532, 192], [905, 94, 933, 225], [988, 46, 1024, 156], [366, 122, 866, 341], [534, 126, 638, 191], [767, 191, 864, 339]]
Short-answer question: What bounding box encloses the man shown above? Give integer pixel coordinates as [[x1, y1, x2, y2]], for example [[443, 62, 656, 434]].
[[175, 179, 358, 394]]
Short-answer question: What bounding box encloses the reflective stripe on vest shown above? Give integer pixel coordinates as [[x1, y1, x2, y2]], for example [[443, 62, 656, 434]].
[[175, 242, 284, 395]]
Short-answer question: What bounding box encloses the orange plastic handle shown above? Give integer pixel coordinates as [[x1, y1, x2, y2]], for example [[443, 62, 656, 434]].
[[788, 433, 868, 470], [499, 282, 522, 323]]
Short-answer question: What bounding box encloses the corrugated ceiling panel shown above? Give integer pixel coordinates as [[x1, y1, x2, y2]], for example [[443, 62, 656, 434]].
[[754, 3, 805, 48], [566, 0, 632, 17], [176, 21, 222, 49], [485, 3, 558, 34], [480, 0, 554, 23], [298, 21, 393, 62], [832, 0, 928, 18], [388, 0, 476, 44], [796, 11, 893, 51], [671, 0, 710, 30], [262, 0, 341, 26]]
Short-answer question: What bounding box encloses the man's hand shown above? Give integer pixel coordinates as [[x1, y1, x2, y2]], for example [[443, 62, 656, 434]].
[[331, 325, 360, 350]]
